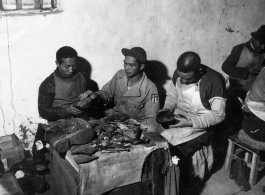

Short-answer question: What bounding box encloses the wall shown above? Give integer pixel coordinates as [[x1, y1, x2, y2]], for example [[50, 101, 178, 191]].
[[0, 0, 264, 149]]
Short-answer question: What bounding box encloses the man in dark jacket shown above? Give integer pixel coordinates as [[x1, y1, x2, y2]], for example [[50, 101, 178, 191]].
[[222, 25, 265, 131], [33, 46, 101, 163], [38, 46, 99, 122], [222, 25, 265, 98]]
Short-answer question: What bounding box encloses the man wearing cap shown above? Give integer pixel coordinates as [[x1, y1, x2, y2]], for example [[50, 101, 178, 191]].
[[158, 52, 226, 182], [222, 25, 265, 131], [222, 25, 265, 96], [82, 47, 161, 132]]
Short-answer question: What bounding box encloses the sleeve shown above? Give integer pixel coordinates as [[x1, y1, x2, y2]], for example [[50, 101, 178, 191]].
[[140, 86, 161, 132], [190, 97, 226, 129], [190, 75, 226, 129], [38, 79, 68, 122], [96, 71, 119, 104], [163, 82, 179, 112], [222, 45, 249, 80]]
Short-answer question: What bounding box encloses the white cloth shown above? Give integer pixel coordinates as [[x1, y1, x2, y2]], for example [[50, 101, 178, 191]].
[[246, 100, 265, 121], [191, 145, 213, 179]]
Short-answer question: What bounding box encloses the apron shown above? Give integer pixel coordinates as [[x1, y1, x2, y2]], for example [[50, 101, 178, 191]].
[[52, 72, 86, 108], [161, 78, 210, 146]]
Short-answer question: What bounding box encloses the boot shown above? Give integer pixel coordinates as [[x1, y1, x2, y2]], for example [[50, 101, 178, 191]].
[[233, 159, 251, 191]]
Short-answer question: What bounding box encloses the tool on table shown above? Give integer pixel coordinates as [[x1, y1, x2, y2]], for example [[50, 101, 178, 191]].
[[103, 148, 130, 152]]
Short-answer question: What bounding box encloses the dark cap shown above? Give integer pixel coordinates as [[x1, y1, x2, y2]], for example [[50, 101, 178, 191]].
[[251, 25, 265, 44], [121, 47, 147, 63]]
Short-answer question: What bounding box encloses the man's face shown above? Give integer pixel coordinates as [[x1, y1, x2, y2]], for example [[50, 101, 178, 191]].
[[252, 39, 265, 52], [57, 57, 77, 78], [123, 56, 143, 78], [177, 69, 198, 85]]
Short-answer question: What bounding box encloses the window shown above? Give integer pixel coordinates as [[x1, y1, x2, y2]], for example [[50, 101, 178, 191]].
[[0, 0, 61, 15]]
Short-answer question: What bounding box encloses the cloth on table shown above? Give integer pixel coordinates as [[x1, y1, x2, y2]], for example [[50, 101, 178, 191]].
[[64, 141, 169, 195]]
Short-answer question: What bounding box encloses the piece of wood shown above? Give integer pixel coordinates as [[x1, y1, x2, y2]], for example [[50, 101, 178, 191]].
[[0, 172, 24, 195]]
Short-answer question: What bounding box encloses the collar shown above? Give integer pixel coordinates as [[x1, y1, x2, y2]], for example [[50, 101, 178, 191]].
[[250, 39, 255, 50], [176, 78, 200, 91], [246, 40, 254, 52], [120, 71, 149, 97], [55, 68, 78, 80]]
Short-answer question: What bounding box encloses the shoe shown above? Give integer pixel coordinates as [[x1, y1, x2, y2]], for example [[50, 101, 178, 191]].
[[233, 159, 251, 191], [46, 118, 96, 153]]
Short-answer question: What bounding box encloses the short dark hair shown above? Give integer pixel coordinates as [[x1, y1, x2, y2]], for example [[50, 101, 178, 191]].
[[177, 51, 201, 73], [56, 46, 78, 64]]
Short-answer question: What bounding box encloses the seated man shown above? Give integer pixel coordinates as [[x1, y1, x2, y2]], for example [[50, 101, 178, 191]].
[[33, 46, 100, 163], [229, 68, 265, 192], [82, 47, 161, 133], [159, 52, 226, 181], [242, 67, 265, 141]]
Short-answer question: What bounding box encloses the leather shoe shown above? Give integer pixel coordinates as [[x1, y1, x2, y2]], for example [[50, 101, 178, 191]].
[[234, 159, 251, 191]]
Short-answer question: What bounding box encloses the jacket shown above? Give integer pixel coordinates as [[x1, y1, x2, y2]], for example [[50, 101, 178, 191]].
[[38, 68, 97, 122], [97, 69, 160, 131], [222, 40, 265, 80]]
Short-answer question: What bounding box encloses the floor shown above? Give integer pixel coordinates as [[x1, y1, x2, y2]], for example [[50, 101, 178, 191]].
[[179, 150, 265, 195]]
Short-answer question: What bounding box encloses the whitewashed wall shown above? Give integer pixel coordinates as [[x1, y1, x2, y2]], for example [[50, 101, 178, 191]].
[[0, 0, 264, 149]]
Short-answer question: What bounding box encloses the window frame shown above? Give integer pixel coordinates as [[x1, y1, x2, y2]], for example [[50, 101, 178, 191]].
[[0, 0, 61, 16]]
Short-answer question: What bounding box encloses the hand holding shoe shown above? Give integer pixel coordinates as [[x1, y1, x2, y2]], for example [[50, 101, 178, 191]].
[[75, 97, 92, 109], [66, 104, 84, 116]]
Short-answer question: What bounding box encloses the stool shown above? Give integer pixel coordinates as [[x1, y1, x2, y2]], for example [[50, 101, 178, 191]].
[[224, 132, 265, 185]]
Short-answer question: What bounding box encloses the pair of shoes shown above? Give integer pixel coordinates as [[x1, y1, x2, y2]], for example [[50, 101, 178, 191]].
[[233, 159, 251, 191]]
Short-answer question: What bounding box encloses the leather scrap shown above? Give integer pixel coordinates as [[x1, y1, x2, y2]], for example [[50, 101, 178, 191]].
[[73, 154, 99, 164], [70, 145, 97, 155]]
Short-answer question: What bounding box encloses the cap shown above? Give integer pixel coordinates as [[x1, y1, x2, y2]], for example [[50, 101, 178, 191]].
[[251, 25, 265, 44], [121, 47, 147, 63]]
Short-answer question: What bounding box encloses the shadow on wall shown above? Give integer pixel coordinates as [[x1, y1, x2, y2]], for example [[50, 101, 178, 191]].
[[78, 56, 99, 92], [144, 60, 171, 108], [77, 57, 106, 119]]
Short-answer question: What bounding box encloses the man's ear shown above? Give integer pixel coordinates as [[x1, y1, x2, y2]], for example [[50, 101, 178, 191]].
[[198, 65, 205, 76], [140, 64, 145, 71], [55, 60, 60, 67]]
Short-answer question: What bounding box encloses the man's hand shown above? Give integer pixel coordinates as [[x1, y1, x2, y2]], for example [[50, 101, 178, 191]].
[[248, 66, 260, 76], [169, 117, 192, 128], [157, 108, 170, 113], [66, 104, 84, 116], [75, 97, 92, 109], [79, 90, 93, 100], [90, 92, 99, 102]]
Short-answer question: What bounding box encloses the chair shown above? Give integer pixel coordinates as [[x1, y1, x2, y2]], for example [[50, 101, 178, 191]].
[[224, 129, 265, 185]]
